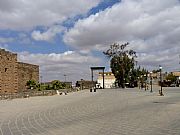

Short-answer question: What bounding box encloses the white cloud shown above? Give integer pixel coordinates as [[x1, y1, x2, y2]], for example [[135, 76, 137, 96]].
[[18, 51, 103, 83], [137, 47, 180, 71], [31, 25, 65, 41], [0, 37, 13, 51], [0, 44, 9, 49], [0, 0, 101, 30], [64, 0, 180, 71], [0, 37, 14, 43]]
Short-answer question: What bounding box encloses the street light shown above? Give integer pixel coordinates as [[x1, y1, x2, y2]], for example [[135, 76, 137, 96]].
[[150, 72, 153, 92], [40, 76, 42, 90], [144, 74, 147, 91], [138, 77, 140, 89], [140, 75, 143, 89], [159, 65, 164, 96], [64, 74, 67, 82]]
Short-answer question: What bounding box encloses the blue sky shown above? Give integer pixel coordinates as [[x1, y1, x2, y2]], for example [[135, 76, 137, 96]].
[[0, 0, 180, 82], [0, 0, 120, 54]]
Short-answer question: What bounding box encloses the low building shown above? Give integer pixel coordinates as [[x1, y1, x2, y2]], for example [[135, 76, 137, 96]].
[[148, 72, 167, 85], [172, 71, 180, 84], [172, 71, 180, 79], [43, 81, 72, 90], [0, 49, 39, 93], [76, 80, 95, 89], [97, 72, 116, 88]]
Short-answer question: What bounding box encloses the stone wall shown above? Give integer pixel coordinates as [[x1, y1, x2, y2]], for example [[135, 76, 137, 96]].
[[0, 49, 18, 93], [18, 62, 39, 91], [0, 48, 39, 93]]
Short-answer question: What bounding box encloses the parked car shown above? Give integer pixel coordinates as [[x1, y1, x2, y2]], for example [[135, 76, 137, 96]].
[[170, 83, 176, 87]]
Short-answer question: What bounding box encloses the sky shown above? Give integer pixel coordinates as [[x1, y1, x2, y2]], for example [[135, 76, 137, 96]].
[[0, 0, 180, 83]]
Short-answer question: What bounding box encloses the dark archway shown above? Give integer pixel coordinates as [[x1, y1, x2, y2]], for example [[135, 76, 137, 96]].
[[90, 67, 105, 89]]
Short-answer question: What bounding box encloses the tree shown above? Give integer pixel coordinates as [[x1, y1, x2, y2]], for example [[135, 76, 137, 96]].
[[152, 69, 160, 73], [26, 80, 37, 90], [52, 80, 61, 90], [51, 80, 67, 90], [45, 84, 51, 90], [166, 73, 177, 85], [103, 42, 137, 88]]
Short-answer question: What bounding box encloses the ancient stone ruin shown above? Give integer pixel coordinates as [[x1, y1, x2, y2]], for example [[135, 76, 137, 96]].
[[0, 49, 39, 93]]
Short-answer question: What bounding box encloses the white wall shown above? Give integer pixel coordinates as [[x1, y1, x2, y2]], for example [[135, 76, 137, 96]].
[[97, 78, 115, 88]]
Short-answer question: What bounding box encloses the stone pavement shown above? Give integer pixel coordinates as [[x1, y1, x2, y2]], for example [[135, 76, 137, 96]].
[[0, 87, 180, 135]]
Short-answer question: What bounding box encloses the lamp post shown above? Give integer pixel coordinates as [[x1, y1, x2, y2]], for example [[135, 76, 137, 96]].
[[40, 76, 42, 90], [64, 74, 67, 82], [81, 79, 84, 90], [140, 75, 143, 89], [138, 77, 140, 89], [159, 65, 164, 96], [150, 72, 153, 92], [144, 74, 147, 91]]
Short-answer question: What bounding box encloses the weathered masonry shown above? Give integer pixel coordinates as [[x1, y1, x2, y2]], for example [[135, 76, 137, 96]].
[[0, 49, 18, 93], [0, 49, 39, 93], [18, 62, 39, 92]]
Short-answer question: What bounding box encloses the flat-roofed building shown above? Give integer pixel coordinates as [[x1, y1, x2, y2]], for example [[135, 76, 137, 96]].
[[76, 80, 95, 89], [172, 71, 180, 77], [97, 72, 116, 88]]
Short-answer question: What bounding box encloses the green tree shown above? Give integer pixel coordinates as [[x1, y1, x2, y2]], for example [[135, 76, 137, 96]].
[[166, 73, 177, 84], [45, 84, 51, 90], [36, 84, 41, 91], [61, 83, 66, 89], [103, 42, 137, 88], [152, 69, 160, 73], [52, 80, 61, 90], [51, 80, 67, 89], [26, 80, 37, 89]]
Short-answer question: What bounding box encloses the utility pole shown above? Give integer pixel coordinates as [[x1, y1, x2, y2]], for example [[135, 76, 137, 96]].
[[150, 72, 153, 92], [40, 76, 42, 90], [159, 65, 164, 96], [64, 74, 67, 82]]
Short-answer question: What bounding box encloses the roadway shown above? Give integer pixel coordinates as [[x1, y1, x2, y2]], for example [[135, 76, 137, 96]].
[[0, 87, 180, 135]]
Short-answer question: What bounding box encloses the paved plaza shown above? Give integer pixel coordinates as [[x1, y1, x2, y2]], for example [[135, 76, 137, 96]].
[[0, 87, 180, 135]]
